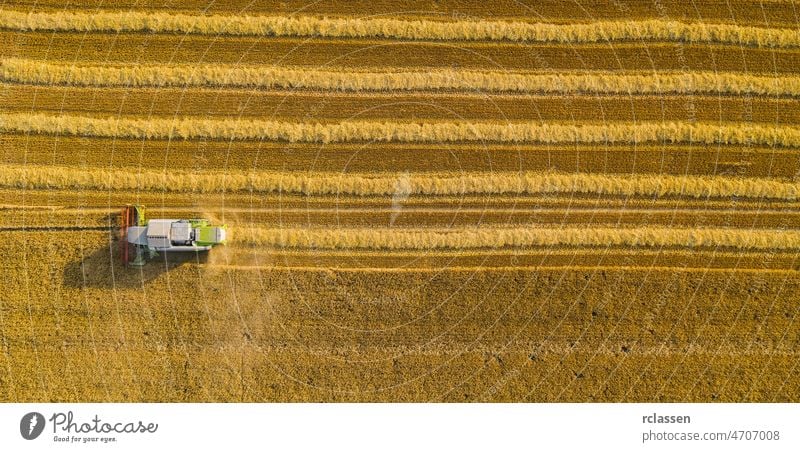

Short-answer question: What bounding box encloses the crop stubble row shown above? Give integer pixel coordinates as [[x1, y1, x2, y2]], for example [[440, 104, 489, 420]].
[[4, 32, 800, 72], [3, 85, 798, 123], [4, 136, 797, 178]]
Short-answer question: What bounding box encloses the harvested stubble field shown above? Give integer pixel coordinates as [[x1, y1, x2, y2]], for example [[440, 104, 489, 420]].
[[0, 0, 798, 402]]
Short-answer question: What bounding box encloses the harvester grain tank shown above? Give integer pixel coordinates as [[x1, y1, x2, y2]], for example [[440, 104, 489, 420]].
[[120, 205, 227, 266]]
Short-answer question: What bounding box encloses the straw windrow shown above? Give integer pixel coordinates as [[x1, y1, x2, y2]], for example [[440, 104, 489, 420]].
[[4, 58, 800, 95], [1, 164, 797, 200], [1, 10, 799, 47], [3, 113, 800, 146]]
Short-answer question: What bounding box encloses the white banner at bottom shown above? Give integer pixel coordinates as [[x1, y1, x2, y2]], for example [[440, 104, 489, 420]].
[[1, 403, 797, 451]]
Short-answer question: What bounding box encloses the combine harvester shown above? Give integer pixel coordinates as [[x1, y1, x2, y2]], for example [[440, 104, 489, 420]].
[[120, 205, 227, 266]]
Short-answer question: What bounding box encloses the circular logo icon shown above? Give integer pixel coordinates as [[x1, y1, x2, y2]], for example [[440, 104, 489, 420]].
[[20, 412, 45, 440]]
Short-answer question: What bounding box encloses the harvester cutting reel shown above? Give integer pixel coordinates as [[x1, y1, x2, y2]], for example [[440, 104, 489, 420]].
[[120, 205, 227, 266]]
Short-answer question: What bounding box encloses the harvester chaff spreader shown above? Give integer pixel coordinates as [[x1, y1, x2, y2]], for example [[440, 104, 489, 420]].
[[120, 205, 227, 266]]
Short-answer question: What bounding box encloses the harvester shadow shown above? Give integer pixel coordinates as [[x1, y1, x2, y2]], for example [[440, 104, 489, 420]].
[[63, 241, 209, 289]]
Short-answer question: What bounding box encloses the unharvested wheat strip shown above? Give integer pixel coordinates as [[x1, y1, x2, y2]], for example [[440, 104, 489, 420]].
[[0, 10, 798, 47], [5, 58, 800, 96], [3, 113, 800, 146], [1, 164, 798, 200], [230, 226, 800, 250]]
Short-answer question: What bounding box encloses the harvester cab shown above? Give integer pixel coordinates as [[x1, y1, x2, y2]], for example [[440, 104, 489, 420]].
[[120, 205, 227, 266]]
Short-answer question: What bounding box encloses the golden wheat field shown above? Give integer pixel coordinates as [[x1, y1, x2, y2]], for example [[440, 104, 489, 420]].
[[0, 0, 799, 402]]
